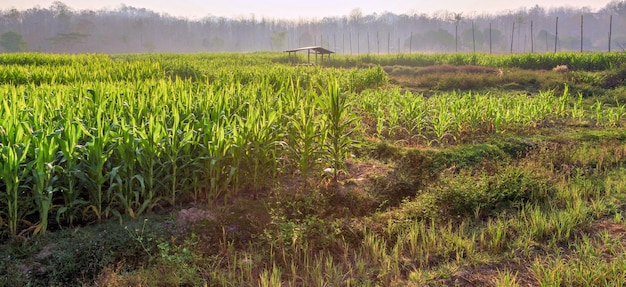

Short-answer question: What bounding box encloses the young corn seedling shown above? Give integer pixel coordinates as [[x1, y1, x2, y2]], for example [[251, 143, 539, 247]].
[[430, 96, 455, 145]]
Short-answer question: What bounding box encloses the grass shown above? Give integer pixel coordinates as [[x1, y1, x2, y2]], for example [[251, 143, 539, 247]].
[[1, 52, 626, 286]]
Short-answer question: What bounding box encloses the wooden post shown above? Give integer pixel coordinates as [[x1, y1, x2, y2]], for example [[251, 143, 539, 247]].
[[554, 16, 559, 53], [455, 23, 458, 52], [377, 32, 380, 55], [609, 15, 613, 52], [489, 23, 492, 54], [580, 14, 583, 52], [511, 22, 515, 54], [409, 31, 413, 54], [472, 21, 476, 53], [531, 20, 534, 53], [357, 32, 360, 54], [349, 32, 352, 55], [388, 32, 390, 55]]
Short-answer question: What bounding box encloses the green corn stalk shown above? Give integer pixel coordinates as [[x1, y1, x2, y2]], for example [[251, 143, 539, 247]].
[[592, 100, 604, 126], [134, 114, 166, 215], [286, 98, 325, 186], [111, 121, 141, 217], [200, 121, 232, 202], [0, 122, 32, 236], [571, 93, 585, 122], [322, 80, 358, 181], [55, 112, 85, 225], [31, 129, 60, 235], [430, 97, 455, 144], [163, 110, 195, 206], [238, 106, 281, 197], [81, 105, 114, 222]]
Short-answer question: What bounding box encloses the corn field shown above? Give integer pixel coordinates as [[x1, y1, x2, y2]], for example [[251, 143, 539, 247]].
[[0, 53, 624, 237]]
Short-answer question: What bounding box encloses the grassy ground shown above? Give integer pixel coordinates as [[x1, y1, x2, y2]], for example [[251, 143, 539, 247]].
[[2, 61, 626, 286]]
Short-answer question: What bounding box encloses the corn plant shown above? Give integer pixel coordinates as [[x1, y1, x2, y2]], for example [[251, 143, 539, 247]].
[[199, 121, 232, 202], [110, 121, 141, 217], [162, 110, 196, 205], [285, 96, 325, 186], [430, 96, 455, 144], [55, 112, 85, 225], [238, 105, 282, 196], [322, 80, 358, 181], [80, 105, 114, 222], [134, 114, 166, 215], [31, 129, 61, 235], [0, 122, 32, 236]]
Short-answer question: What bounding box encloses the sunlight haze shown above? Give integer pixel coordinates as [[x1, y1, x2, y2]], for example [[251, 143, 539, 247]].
[[1, 0, 614, 19]]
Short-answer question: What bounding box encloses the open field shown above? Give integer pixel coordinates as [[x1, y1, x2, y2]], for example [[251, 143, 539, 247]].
[[1, 52, 626, 286]]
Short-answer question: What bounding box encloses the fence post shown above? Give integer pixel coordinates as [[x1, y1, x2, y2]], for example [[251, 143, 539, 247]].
[[554, 16, 559, 53], [388, 32, 391, 55], [489, 22, 492, 54], [472, 21, 476, 53], [580, 14, 583, 52], [349, 32, 352, 55], [357, 32, 360, 54], [609, 15, 613, 52], [531, 20, 534, 53], [409, 31, 413, 54], [510, 22, 515, 54]]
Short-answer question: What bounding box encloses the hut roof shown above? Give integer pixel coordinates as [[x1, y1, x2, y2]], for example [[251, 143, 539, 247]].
[[284, 46, 334, 54]]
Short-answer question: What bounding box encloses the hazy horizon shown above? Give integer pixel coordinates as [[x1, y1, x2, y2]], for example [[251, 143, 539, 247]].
[[1, 0, 615, 20]]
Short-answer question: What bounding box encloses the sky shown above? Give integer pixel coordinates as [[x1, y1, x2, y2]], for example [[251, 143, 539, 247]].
[[1, 0, 615, 20]]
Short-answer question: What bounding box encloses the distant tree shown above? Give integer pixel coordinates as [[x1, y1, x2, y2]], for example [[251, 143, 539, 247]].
[[349, 8, 363, 25], [202, 36, 225, 51], [462, 26, 484, 50], [515, 14, 526, 52], [270, 31, 287, 51], [0, 30, 27, 52], [48, 32, 88, 52], [143, 41, 155, 52], [604, 0, 626, 15], [537, 30, 555, 52], [414, 29, 455, 51], [483, 27, 506, 51]]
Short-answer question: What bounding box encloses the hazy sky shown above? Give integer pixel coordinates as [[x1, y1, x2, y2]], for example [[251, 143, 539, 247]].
[[1, 0, 614, 20]]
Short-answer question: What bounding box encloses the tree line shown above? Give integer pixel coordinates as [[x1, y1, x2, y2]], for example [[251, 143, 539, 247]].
[[2, 1, 626, 54]]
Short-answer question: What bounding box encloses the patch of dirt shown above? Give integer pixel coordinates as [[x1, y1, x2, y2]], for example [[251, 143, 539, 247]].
[[589, 220, 626, 238], [34, 243, 55, 260], [437, 261, 536, 287], [385, 65, 501, 77], [175, 207, 216, 234], [343, 160, 391, 185]]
